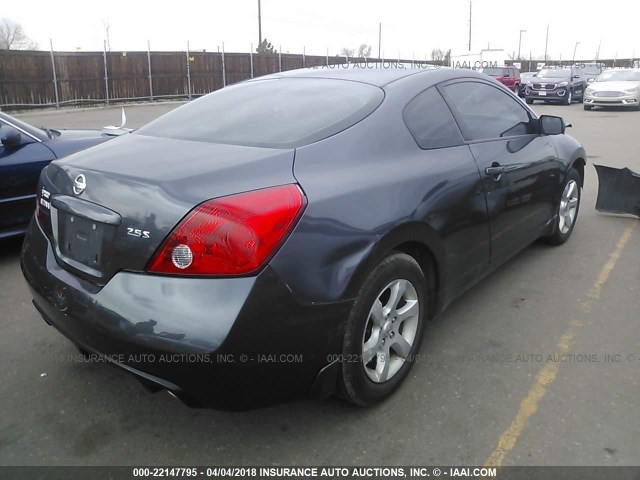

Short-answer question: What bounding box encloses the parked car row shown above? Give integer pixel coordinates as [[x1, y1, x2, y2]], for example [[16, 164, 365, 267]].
[[481, 62, 639, 111]]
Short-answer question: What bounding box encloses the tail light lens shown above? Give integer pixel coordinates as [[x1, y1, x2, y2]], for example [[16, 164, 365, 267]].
[[147, 184, 306, 276]]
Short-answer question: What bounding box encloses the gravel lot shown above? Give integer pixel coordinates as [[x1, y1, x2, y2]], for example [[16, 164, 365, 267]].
[[1, 100, 639, 466]]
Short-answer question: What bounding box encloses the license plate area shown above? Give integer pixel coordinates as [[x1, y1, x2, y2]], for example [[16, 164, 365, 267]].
[[539, 91, 547, 96], [57, 212, 113, 271]]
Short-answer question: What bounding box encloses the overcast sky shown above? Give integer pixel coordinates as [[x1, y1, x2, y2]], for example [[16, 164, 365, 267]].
[[6, 0, 640, 60]]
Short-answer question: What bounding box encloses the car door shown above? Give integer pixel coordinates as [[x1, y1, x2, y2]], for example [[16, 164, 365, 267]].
[[439, 79, 562, 265], [574, 68, 587, 97], [0, 121, 56, 235], [511, 68, 521, 91], [402, 86, 491, 296], [507, 67, 517, 91]]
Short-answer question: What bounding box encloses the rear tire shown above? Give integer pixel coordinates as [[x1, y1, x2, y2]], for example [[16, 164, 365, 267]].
[[338, 253, 427, 407], [526, 98, 534, 104], [545, 168, 581, 245]]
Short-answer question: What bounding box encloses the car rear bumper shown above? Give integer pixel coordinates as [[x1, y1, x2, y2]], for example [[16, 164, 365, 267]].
[[20, 218, 351, 409]]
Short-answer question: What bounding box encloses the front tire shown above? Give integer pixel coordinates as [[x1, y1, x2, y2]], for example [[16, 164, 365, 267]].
[[545, 168, 581, 245], [526, 98, 534, 104], [338, 253, 427, 406], [564, 89, 573, 105], [584, 105, 593, 111]]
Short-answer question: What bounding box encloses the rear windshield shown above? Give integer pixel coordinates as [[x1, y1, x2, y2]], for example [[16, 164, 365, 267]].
[[137, 78, 384, 148]]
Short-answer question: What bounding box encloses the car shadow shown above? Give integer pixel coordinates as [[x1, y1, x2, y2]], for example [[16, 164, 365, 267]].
[[587, 106, 639, 113], [0, 237, 24, 261]]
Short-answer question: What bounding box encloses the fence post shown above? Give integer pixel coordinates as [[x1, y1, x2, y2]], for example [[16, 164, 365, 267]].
[[279, 46, 282, 72], [147, 40, 153, 102], [250, 44, 254, 78], [103, 40, 110, 106], [326, 48, 329, 66], [49, 39, 60, 109], [222, 42, 226, 87], [302, 46, 306, 68], [186, 40, 192, 100]]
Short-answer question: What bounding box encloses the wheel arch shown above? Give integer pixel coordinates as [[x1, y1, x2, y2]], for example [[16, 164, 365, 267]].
[[569, 156, 586, 187], [343, 222, 445, 319]]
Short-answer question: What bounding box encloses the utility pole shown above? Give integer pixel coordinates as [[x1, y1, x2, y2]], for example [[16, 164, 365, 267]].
[[596, 40, 601, 61], [517, 30, 526, 60], [572, 41, 580, 63], [378, 22, 382, 60], [468, 1, 472, 52], [258, 0, 262, 47], [544, 25, 549, 62]]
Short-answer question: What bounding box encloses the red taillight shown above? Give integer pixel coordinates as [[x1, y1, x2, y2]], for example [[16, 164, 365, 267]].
[[147, 185, 306, 276]]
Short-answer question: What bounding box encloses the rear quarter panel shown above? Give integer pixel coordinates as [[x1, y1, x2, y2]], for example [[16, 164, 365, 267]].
[[269, 74, 492, 311]]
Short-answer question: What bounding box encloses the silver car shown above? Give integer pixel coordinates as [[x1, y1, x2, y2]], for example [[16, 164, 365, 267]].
[[584, 69, 640, 110]]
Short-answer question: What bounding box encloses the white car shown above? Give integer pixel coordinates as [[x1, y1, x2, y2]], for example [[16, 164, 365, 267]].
[[584, 69, 640, 110]]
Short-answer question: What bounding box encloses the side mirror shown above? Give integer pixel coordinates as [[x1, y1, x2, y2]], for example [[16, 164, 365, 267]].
[[0, 130, 22, 148], [539, 115, 566, 135], [587, 78, 594, 84]]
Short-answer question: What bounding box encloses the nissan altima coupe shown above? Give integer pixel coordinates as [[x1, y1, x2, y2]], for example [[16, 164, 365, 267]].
[[21, 66, 586, 409]]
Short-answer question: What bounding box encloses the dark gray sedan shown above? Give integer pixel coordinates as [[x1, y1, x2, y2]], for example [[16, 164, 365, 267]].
[[21, 66, 586, 409]]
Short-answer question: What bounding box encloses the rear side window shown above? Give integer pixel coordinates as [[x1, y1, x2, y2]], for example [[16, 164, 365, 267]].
[[137, 78, 384, 149], [403, 87, 463, 150], [442, 81, 534, 140]]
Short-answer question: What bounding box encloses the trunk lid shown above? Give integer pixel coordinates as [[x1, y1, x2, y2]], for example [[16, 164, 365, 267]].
[[38, 133, 296, 284]]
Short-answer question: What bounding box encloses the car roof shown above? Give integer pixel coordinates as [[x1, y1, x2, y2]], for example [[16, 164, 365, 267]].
[[251, 63, 489, 88]]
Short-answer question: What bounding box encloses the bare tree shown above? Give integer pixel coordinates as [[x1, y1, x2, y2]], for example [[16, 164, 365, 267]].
[[340, 47, 355, 58], [256, 38, 276, 54], [507, 51, 519, 60], [357, 44, 372, 58], [0, 18, 38, 50], [431, 48, 444, 61]]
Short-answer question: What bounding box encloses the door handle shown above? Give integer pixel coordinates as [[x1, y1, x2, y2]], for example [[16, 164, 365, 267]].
[[485, 166, 505, 176]]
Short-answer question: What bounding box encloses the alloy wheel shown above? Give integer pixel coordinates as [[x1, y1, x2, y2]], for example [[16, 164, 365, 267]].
[[559, 179, 579, 234], [361, 279, 420, 383]]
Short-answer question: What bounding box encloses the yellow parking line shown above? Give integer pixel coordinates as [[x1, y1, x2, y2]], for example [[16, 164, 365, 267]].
[[483, 222, 638, 468]]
